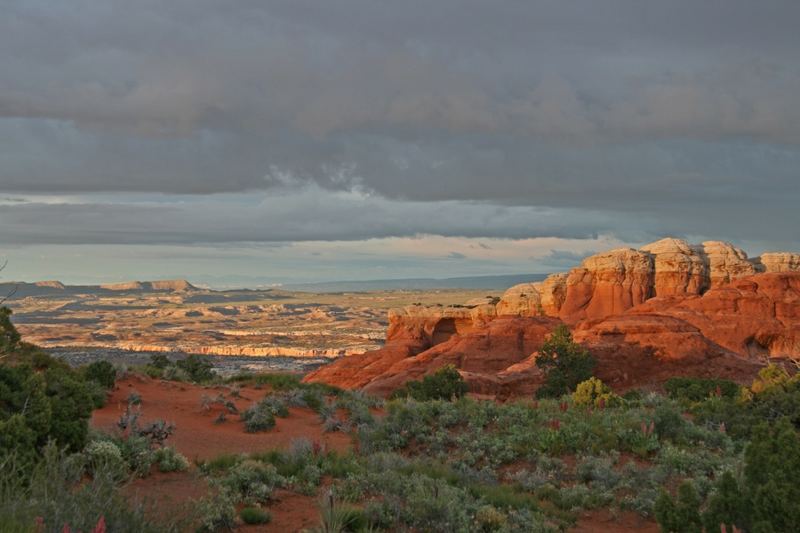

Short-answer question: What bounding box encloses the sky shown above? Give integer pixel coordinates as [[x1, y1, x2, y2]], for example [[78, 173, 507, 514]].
[[1, 1, 799, 286]]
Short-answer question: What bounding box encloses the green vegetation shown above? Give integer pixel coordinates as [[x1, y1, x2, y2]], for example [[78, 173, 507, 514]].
[[390, 364, 468, 401], [240, 506, 271, 525], [0, 306, 192, 531], [4, 298, 800, 532], [535, 325, 596, 398], [572, 377, 622, 408], [83, 359, 118, 389], [664, 377, 740, 402], [176, 354, 215, 382]]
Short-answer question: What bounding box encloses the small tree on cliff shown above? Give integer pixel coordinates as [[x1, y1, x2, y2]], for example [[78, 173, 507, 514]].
[[535, 325, 596, 398]]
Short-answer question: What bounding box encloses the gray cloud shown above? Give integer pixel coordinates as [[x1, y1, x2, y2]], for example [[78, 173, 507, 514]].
[[0, 0, 799, 252]]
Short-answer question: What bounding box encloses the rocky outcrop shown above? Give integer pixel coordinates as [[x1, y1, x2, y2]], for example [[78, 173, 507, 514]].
[[627, 272, 800, 359], [558, 248, 655, 322], [305, 238, 800, 398], [496, 274, 567, 317], [756, 252, 800, 273], [700, 241, 757, 287], [497, 239, 798, 323], [640, 238, 708, 296]]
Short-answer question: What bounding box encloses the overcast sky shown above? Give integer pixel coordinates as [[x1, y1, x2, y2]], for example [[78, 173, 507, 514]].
[[1, 1, 799, 286]]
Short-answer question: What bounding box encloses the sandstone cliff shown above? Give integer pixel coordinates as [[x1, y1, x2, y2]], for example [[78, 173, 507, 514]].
[[497, 238, 798, 323], [304, 238, 800, 397]]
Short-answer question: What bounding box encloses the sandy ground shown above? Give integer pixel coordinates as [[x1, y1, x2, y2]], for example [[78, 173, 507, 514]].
[[91, 375, 657, 532]]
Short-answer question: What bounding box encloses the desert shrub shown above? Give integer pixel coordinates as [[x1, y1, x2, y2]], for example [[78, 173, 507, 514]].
[[240, 506, 271, 525], [701, 471, 747, 533], [149, 353, 172, 369], [84, 439, 126, 477], [535, 325, 596, 398], [242, 402, 277, 432], [653, 401, 689, 442], [0, 307, 21, 354], [572, 377, 622, 408], [654, 481, 703, 533], [0, 346, 98, 460], [260, 395, 290, 417], [175, 354, 214, 382], [390, 365, 468, 401], [664, 377, 740, 403], [162, 365, 189, 381], [217, 460, 285, 504], [750, 364, 798, 394], [153, 446, 189, 472], [42, 364, 95, 452], [314, 490, 369, 533], [82, 360, 117, 390], [195, 492, 237, 533], [0, 443, 179, 532]]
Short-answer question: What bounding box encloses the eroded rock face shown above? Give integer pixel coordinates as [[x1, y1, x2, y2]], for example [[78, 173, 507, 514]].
[[304, 239, 800, 398], [496, 273, 568, 317], [640, 238, 708, 296], [699, 241, 757, 288], [629, 272, 800, 359], [756, 252, 800, 273], [559, 248, 654, 322], [498, 239, 799, 323]]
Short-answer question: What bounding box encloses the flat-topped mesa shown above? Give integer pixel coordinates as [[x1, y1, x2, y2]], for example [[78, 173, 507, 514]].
[[497, 238, 800, 323], [100, 279, 197, 292]]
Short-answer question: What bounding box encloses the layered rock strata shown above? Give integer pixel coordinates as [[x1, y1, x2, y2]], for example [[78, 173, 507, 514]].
[[304, 238, 800, 397]]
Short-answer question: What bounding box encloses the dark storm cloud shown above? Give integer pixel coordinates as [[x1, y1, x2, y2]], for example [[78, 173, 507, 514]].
[[0, 0, 799, 247], [0, 189, 630, 245]]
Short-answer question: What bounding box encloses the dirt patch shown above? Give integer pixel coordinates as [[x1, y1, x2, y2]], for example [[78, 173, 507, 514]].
[[92, 375, 352, 461]]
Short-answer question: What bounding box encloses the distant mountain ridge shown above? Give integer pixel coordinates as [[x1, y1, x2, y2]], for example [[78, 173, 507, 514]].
[[282, 274, 549, 292], [0, 274, 549, 299], [0, 279, 197, 299]]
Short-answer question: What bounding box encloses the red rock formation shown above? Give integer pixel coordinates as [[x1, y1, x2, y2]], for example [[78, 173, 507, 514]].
[[640, 238, 707, 296], [559, 248, 654, 322], [304, 239, 800, 398], [626, 272, 800, 359]]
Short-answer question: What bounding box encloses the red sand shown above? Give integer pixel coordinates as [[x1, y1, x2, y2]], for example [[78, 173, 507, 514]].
[[92, 375, 351, 461], [92, 375, 658, 531]]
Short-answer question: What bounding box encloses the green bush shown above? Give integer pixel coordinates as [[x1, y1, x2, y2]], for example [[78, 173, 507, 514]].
[[175, 355, 214, 382], [217, 460, 285, 504], [0, 443, 181, 532], [149, 354, 172, 369], [664, 377, 740, 402], [0, 307, 21, 354], [654, 481, 702, 533], [83, 360, 117, 389], [1, 350, 95, 456], [153, 446, 189, 472], [390, 365, 468, 401], [240, 506, 272, 525], [242, 402, 277, 432], [535, 325, 595, 398], [84, 439, 126, 476], [572, 377, 622, 408]]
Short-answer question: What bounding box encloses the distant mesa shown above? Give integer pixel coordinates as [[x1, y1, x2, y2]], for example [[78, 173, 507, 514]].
[[0, 278, 198, 298], [34, 280, 66, 290], [305, 237, 800, 397], [100, 279, 197, 292]]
